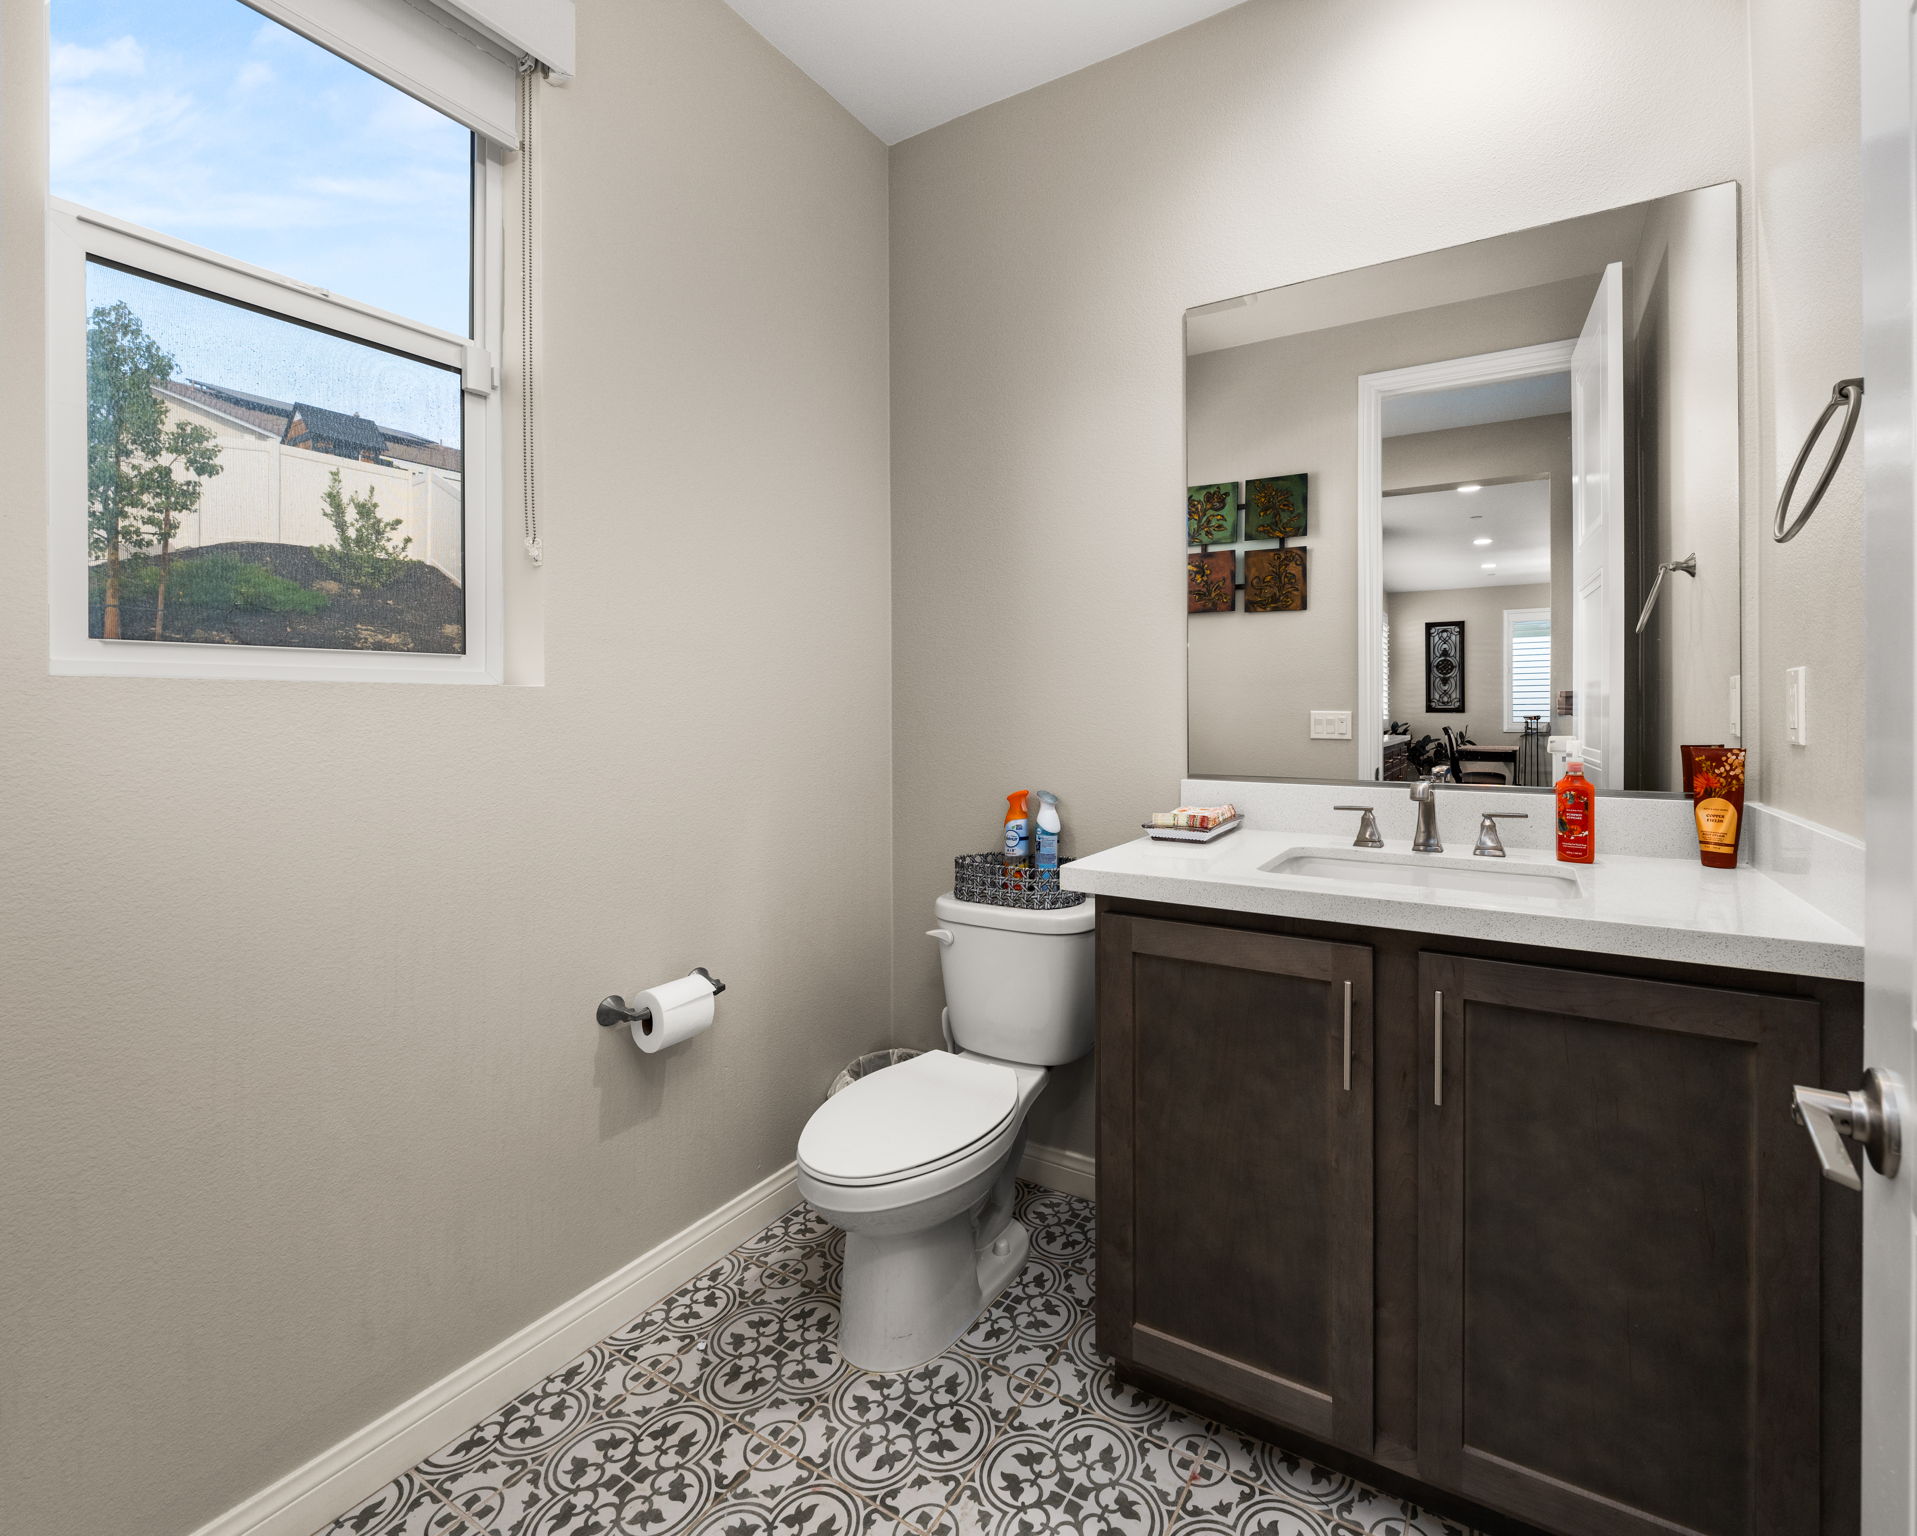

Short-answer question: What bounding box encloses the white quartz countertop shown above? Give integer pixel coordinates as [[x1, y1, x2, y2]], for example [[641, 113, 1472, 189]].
[[1061, 830, 1863, 980]]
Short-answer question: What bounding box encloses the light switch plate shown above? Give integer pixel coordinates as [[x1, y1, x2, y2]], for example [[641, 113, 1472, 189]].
[[1310, 710, 1353, 740], [1785, 666, 1808, 746]]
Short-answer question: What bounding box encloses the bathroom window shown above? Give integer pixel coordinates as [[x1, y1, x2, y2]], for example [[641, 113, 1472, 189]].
[[1503, 608, 1551, 731], [45, 0, 521, 682]]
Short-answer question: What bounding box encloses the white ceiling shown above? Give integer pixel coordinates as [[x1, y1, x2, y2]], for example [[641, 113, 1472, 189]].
[[1383, 373, 1572, 437], [1383, 479, 1551, 594], [718, 0, 1253, 144]]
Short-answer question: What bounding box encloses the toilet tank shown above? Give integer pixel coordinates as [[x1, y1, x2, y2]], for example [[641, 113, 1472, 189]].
[[933, 893, 1096, 1066]]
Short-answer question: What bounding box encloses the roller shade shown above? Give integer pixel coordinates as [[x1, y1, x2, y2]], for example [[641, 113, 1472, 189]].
[[438, 0, 574, 76], [242, 0, 574, 146]]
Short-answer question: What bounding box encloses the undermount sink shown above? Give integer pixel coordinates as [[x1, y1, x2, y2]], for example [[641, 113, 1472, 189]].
[[1259, 846, 1583, 901]]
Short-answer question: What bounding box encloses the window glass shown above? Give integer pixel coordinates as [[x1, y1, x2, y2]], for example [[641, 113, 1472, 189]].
[[86, 259, 464, 653], [51, 0, 473, 334]]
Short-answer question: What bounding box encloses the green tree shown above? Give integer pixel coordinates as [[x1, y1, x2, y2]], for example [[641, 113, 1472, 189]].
[[314, 468, 412, 589], [86, 302, 223, 638]]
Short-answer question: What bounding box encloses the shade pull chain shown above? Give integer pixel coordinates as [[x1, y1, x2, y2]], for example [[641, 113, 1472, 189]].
[[517, 59, 544, 566]]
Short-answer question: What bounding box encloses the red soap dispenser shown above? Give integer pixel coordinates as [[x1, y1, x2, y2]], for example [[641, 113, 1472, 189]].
[[1555, 759, 1596, 864]]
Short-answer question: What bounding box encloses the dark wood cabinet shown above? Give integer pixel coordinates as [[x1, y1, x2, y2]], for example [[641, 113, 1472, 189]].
[[1095, 902, 1861, 1536], [1417, 955, 1823, 1536], [1097, 915, 1375, 1450]]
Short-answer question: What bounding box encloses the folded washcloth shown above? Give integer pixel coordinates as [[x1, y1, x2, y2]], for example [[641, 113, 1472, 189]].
[[1149, 803, 1238, 830]]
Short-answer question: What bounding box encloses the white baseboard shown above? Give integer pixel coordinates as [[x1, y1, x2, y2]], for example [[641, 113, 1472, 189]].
[[192, 1163, 801, 1536], [1019, 1141, 1095, 1201]]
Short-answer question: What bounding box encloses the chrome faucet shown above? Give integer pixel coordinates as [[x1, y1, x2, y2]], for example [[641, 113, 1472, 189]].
[[1409, 778, 1443, 853], [1472, 811, 1528, 857]]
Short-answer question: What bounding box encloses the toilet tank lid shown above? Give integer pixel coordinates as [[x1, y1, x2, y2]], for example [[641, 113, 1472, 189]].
[[935, 893, 1096, 935]]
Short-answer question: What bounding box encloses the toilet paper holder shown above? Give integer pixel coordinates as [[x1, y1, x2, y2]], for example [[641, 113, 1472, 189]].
[[597, 967, 726, 1031]]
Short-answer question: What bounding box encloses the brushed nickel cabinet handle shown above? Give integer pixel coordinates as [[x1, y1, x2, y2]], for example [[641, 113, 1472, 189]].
[[1433, 990, 1444, 1107], [1343, 980, 1353, 1092]]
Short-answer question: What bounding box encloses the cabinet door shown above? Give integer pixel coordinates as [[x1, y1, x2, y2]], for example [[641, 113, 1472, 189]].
[[1416, 954, 1823, 1536], [1098, 915, 1374, 1450]]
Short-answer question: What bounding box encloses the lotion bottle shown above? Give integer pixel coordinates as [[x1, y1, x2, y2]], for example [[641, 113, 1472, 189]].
[[1002, 791, 1032, 867], [1555, 759, 1596, 864]]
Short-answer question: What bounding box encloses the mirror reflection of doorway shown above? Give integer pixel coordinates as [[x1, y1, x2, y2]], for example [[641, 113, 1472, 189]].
[[1357, 337, 1580, 784], [1383, 468, 1559, 785]]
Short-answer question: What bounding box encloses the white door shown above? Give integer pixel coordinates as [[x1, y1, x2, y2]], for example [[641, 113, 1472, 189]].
[[1569, 261, 1626, 789], [1860, 1, 1917, 1527]]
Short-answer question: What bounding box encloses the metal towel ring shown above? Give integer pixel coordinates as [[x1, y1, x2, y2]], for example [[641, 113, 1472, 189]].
[[1774, 377, 1864, 542]]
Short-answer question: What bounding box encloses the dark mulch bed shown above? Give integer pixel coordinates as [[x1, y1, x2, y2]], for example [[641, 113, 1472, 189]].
[[90, 541, 465, 654]]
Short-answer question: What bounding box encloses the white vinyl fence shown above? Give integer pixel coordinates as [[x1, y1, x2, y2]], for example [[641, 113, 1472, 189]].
[[169, 438, 463, 584]]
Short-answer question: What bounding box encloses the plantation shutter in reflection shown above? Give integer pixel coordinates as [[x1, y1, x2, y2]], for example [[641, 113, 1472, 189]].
[[1506, 610, 1551, 726], [1381, 615, 1391, 724]]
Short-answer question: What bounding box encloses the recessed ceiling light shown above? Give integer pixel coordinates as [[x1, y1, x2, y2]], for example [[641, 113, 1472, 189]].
[[1457, 484, 1483, 493], [1473, 537, 1493, 546], [1481, 562, 1497, 570]]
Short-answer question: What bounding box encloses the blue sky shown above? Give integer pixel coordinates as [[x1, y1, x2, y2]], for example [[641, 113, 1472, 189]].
[[53, 0, 471, 442]]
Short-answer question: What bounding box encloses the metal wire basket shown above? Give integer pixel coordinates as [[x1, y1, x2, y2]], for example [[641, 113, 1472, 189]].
[[952, 852, 1085, 910], [828, 1048, 922, 1099]]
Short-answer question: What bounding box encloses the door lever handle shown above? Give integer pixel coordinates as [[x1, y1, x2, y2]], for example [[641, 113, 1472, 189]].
[[1791, 1068, 1905, 1190], [1792, 1086, 1864, 1190]]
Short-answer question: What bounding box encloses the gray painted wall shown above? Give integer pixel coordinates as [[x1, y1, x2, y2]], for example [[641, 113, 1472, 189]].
[[889, 0, 1817, 1161], [1387, 582, 1554, 756], [0, 1, 892, 1530]]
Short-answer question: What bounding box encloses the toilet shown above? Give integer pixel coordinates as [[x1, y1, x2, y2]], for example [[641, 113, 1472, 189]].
[[797, 892, 1095, 1371]]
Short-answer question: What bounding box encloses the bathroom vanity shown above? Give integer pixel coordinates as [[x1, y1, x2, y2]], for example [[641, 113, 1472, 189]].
[[1066, 821, 1863, 1536]]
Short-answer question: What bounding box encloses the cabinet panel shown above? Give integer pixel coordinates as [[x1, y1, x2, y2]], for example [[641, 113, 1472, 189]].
[[1416, 954, 1823, 1536], [1098, 915, 1373, 1449]]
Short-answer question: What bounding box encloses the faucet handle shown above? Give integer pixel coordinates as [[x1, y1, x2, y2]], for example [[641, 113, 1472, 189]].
[[1472, 811, 1529, 858], [1332, 805, 1383, 849]]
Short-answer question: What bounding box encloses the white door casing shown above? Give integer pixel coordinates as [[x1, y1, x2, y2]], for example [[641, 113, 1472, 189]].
[[1569, 262, 1626, 790], [1861, 0, 1917, 1529]]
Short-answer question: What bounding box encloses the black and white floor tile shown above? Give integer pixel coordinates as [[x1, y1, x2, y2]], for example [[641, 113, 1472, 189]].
[[316, 1183, 1476, 1536]]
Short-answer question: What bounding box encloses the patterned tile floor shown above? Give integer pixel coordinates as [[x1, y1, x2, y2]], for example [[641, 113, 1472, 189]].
[[318, 1183, 1473, 1536]]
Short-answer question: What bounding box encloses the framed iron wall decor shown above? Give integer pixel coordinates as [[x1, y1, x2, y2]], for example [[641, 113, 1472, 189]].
[[1244, 547, 1306, 611], [1425, 620, 1465, 712]]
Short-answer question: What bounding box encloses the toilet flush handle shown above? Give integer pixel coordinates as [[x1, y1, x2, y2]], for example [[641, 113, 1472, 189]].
[[926, 929, 955, 947]]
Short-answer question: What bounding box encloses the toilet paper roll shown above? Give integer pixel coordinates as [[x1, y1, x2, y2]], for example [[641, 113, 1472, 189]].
[[629, 972, 717, 1053]]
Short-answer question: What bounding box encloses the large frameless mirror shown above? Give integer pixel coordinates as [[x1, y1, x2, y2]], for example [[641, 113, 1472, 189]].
[[1185, 184, 1740, 795]]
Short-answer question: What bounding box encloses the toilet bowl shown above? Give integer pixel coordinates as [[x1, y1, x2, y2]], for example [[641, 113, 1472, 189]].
[[797, 893, 1095, 1371]]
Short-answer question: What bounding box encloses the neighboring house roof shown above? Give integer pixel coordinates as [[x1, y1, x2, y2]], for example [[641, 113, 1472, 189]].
[[286, 403, 389, 459], [382, 440, 463, 471], [177, 376, 462, 472], [155, 382, 282, 440], [185, 380, 295, 422], [163, 380, 290, 439]]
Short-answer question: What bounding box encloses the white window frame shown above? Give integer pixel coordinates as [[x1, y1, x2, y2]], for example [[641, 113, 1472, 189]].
[[1502, 606, 1552, 733], [46, 117, 506, 684]]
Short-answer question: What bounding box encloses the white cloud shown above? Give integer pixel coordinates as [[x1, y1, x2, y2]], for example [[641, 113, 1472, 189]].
[[49, 36, 145, 84], [233, 60, 275, 93], [48, 86, 193, 181]]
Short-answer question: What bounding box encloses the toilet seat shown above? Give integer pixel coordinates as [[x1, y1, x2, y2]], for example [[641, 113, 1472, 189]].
[[798, 1051, 1019, 1187]]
